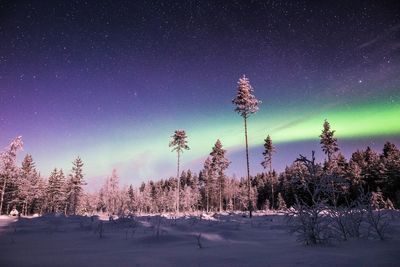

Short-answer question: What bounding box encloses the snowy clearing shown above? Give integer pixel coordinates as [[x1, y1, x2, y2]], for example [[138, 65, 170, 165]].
[[1, 211, 399, 267]]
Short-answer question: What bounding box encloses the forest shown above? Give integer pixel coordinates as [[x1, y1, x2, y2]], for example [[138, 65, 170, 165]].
[[1, 76, 399, 247], [1, 77, 399, 221], [1, 121, 399, 218]]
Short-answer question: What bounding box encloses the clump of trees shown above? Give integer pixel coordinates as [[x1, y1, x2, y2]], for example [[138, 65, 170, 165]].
[[0, 137, 86, 216]]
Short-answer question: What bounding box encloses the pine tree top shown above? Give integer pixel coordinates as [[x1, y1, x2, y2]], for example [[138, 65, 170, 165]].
[[210, 139, 230, 171], [232, 75, 261, 118], [319, 119, 339, 160], [169, 129, 190, 153], [262, 135, 275, 156]]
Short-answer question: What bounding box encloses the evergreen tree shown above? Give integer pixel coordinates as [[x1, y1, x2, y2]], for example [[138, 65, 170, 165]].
[[201, 157, 213, 212], [232, 75, 261, 217], [0, 136, 23, 215], [19, 154, 41, 215], [127, 184, 136, 213], [66, 157, 85, 215], [277, 192, 287, 210], [209, 140, 230, 212], [380, 142, 400, 207], [319, 119, 339, 163], [261, 135, 275, 173], [261, 135, 276, 208], [169, 130, 189, 213], [46, 168, 59, 212], [103, 169, 119, 214]]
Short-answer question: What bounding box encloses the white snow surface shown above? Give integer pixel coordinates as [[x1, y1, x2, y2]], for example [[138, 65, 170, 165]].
[[0, 211, 399, 267]]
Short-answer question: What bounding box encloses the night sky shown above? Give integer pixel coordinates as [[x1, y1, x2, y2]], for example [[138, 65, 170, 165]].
[[1, 1, 399, 188]]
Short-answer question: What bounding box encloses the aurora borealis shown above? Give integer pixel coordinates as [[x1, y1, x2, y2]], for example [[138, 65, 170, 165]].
[[1, 1, 399, 187]]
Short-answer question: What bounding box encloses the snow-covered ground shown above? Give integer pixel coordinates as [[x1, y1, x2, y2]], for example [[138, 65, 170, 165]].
[[0, 211, 399, 267]]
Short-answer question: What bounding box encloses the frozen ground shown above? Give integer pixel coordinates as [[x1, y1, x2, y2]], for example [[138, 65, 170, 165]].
[[0, 211, 399, 267]]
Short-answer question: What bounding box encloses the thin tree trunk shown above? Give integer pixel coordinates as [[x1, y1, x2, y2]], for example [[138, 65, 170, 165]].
[[270, 165, 274, 210], [0, 178, 6, 215], [244, 116, 252, 218], [177, 150, 180, 213], [271, 183, 274, 210], [219, 180, 222, 212], [206, 188, 209, 213]]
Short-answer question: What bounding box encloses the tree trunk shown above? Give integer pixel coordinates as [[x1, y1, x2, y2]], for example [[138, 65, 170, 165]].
[[271, 183, 274, 210], [0, 178, 7, 215], [244, 117, 252, 218], [219, 180, 222, 212], [177, 150, 180, 213], [270, 165, 274, 210], [206, 188, 209, 213]]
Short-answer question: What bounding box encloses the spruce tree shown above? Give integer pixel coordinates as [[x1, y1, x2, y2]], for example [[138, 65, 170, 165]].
[[46, 168, 66, 213], [169, 130, 189, 213], [232, 75, 261, 217], [66, 157, 85, 215], [381, 142, 400, 207], [209, 139, 230, 212], [277, 192, 287, 210], [105, 169, 119, 214], [202, 157, 213, 212], [261, 134, 276, 209], [0, 136, 23, 215], [19, 154, 40, 215], [320, 119, 339, 163]]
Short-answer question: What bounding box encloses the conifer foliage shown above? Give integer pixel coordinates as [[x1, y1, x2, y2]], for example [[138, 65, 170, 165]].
[[65, 157, 85, 215], [0, 136, 23, 215], [320, 119, 339, 162]]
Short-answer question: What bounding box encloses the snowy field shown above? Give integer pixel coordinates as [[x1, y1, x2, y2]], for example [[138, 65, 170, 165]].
[[1, 212, 400, 267]]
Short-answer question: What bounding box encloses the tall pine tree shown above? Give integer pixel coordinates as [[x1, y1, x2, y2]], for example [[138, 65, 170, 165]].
[[209, 140, 230, 212], [232, 75, 261, 217], [169, 130, 189, 213]]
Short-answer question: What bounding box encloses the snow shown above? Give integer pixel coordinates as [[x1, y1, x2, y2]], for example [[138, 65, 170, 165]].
[[0, 211, 399, 266]]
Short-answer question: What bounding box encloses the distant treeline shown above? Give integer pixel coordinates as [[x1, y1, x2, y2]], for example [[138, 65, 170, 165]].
[[0, 122, 399, 216]]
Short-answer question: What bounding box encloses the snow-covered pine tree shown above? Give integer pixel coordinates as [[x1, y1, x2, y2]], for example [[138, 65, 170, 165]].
[[209, 139, 230, 212], [261, 135, 275, 173], [19, 154, 36, 215], [320, 119, 339, 163], [66, 157, 85, 215], [0, 136, 23, 215], [127, 184, 136, 213], [46, 168, 66, 213], [380, 142, 400, 208], [261, 135, 276, 208], [277, 192, 287, 211], [201, 157, 214, 212], [232, 75, 261, 217], [107, 169, 120, 215], [169, 130, 189, 213]]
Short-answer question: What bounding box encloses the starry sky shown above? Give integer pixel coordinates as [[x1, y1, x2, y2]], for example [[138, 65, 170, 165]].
[[1, 1, 399, 188]]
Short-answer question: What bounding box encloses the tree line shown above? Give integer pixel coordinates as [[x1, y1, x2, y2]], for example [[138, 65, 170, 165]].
[[0, 76, 399, 216]]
